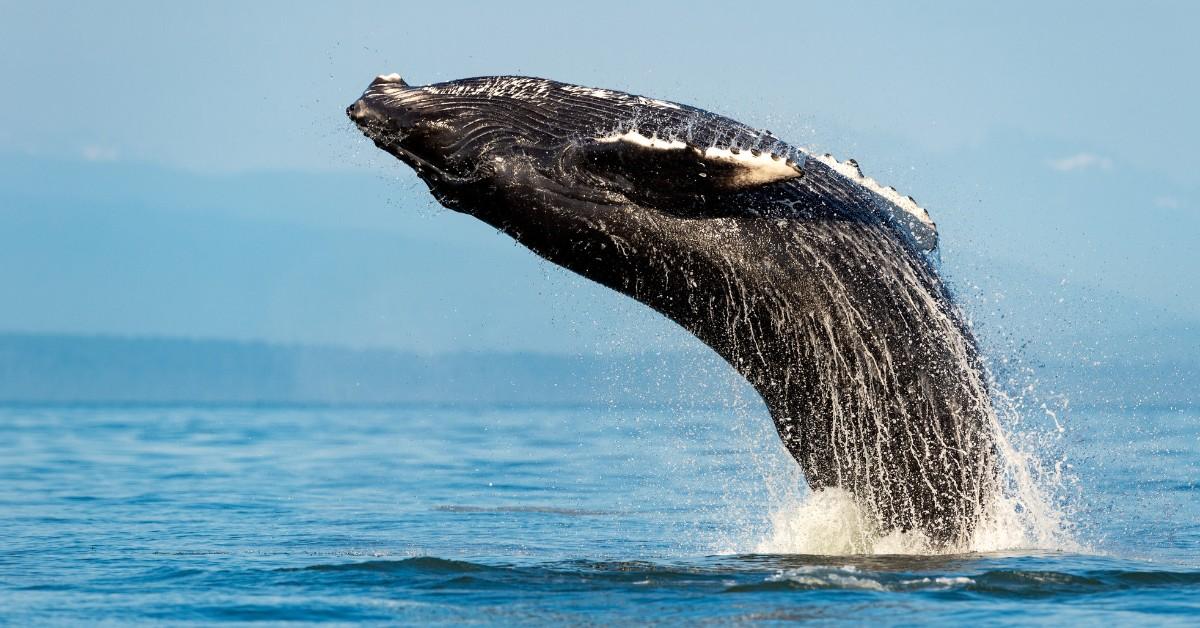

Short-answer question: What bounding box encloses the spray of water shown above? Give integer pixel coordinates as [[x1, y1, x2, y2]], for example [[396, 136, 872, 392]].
[[747, 401, 1078, 556], [577, 190, 1080, 555], [711, 297, 1082, 557]]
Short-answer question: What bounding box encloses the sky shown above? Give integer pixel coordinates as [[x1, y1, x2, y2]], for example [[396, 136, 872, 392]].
[[0, 1, 1196, 356]]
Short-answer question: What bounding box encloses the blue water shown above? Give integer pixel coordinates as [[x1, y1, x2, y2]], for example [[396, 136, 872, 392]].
[[1, 403, 1198, 624]]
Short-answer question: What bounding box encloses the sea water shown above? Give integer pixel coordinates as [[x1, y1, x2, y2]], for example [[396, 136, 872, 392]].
[[0, 403, 1197, 624]]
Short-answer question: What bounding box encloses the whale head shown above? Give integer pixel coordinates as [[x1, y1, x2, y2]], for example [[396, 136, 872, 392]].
[[347, 74, 809, 218]]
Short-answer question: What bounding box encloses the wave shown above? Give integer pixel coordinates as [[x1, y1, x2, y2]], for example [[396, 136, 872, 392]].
[[279, 555, 1200, 599], [433, 505, 613, 516], [726, 564, 1200, 595], [285, 556, 495, 574]]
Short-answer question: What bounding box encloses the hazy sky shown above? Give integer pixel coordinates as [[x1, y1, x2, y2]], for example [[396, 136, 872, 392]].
[[2, 2, 1196, 178], [1, 1, 1196, 353]]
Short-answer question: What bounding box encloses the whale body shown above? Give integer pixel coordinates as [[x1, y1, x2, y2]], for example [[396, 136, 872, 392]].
[[347, 74, 997, 545]]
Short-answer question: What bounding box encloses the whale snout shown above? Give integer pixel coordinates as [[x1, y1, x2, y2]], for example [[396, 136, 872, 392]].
[[345, 95, 400, 132], [347, 73, 421, 130], [346, 99, 372, 123]]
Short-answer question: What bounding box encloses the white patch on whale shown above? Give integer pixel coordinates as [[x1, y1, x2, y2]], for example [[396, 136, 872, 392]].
[[593, 131, 804, 187], [560, 85, 681, 110], [809, 152, 938, 252], [422, 77, 555, 100], [595, 130, 688, 150], [637, 97, 682, 110], [703, 146, 803, 186], [561, 85, 618, 99]]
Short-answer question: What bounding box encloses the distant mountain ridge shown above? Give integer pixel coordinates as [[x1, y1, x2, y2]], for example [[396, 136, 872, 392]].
[[1, 151, 1196, 410], [2, 152, 1197, 356], [0, 333, 747, 406], [0, 333, 1193, 409]]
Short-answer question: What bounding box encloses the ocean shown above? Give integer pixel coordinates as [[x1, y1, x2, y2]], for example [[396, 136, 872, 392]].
[[1, 402, 1197, 624]]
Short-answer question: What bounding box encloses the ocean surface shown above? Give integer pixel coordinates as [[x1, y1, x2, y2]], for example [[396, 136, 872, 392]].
[[1, 402, 1197, 624]]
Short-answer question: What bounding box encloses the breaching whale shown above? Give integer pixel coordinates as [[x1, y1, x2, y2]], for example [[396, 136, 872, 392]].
[[348, 74, 997, 545]]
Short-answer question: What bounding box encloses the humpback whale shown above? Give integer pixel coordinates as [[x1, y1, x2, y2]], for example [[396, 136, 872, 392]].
[[347, 74, 997, 545]]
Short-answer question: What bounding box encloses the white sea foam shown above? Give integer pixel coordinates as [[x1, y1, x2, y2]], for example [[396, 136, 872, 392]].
[[761, 565, 977, 592], [755, 488, 934, 555], [767, 564, 888, 590]]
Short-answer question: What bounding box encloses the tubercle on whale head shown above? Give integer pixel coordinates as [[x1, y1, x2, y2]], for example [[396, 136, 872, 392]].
[[347, 74, 483, 186]]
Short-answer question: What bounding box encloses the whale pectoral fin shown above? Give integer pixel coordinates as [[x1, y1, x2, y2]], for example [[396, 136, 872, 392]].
[[577, 134, 804, 204]]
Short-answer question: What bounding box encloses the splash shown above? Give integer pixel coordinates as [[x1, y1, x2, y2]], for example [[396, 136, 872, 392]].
[[756, 488, 935, 555], [747, 385, 1079, 556]]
